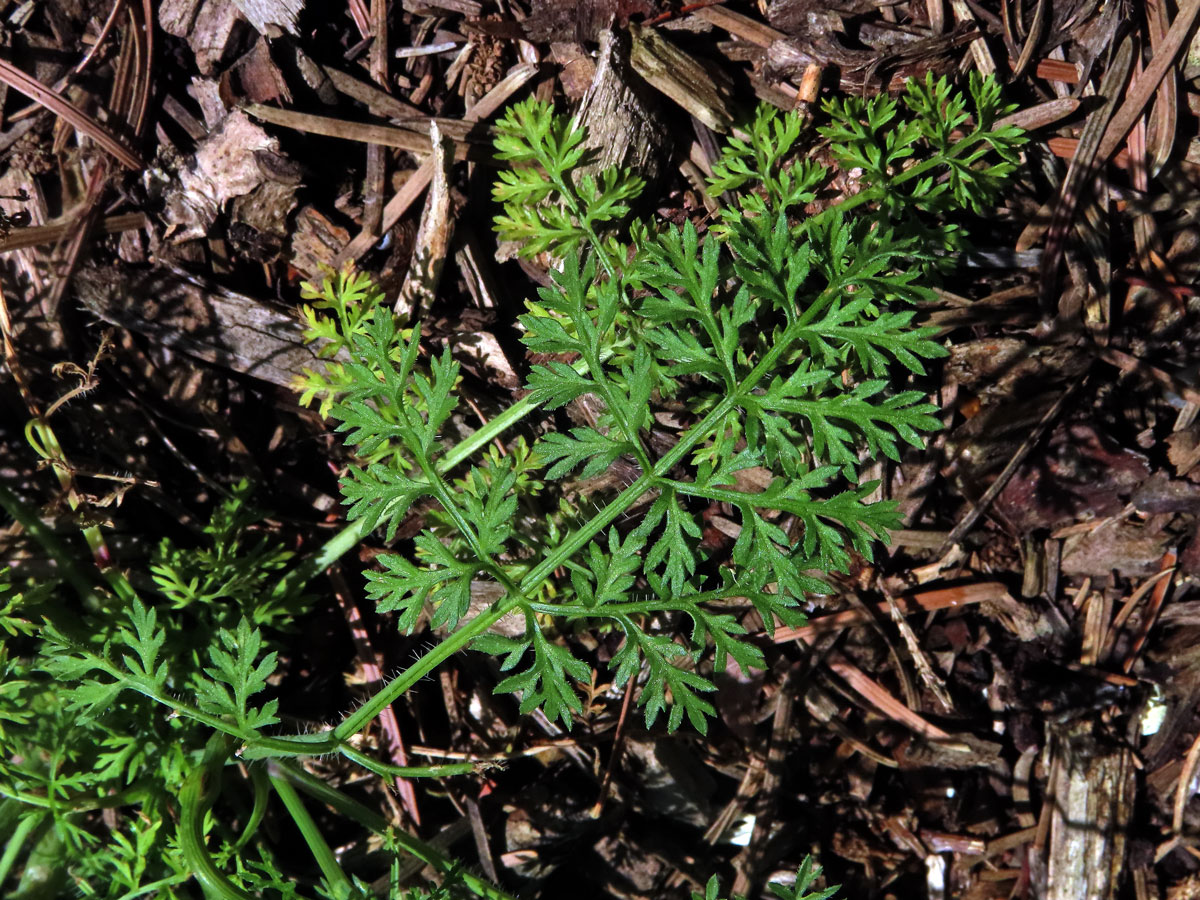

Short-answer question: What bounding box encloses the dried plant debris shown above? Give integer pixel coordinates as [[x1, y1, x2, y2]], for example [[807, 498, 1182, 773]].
[[521, 0, 662, 43], [162, 109, 296, 243]]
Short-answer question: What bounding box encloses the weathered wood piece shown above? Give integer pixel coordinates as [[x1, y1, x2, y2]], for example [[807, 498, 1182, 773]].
[[242, 103, 488, 155], [74, 264, 338, 389], [575, 28, 670, 189], [396, 122, 454, 318], [234, 0, 303, 37], [628, 22, 735, 133], [321, 64, 425, 119], [1041, 724, 1135, 900]]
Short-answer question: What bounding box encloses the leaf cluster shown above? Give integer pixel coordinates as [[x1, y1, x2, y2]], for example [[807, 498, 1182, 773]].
[[0, 488, 298, 898], [493, 96, 644, 261], [149, 479, 303, 628], [695, 856, 840, 900], [323, 76, 1024, 736]]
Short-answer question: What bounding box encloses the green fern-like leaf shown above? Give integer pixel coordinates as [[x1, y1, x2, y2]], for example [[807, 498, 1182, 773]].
[[303, 77, 1024, 737], [193, 617, 280, 732], [493, 622, 591, 728]]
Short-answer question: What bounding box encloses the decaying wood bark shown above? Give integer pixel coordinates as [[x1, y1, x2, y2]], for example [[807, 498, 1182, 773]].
[[74, 263, 336, 389], [574, 27, 669, 196], [628, 21, 735, 133], [396, 121, 455, 319], [1040, 723, 1136, 900]]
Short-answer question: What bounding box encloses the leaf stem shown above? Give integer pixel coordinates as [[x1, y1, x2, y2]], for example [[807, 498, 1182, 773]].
[[267, 393, 544, 606], [268, 762, 363, 900], [332, 594, 519, 741], [338, 744, 479, 778], [179, 735, 279, 900], [276, 760, 522, 900]]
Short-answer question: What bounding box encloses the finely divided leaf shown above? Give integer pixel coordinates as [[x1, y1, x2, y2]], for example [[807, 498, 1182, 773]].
[[613, 622, 715, 733], [568, 528, 644, 609], [365, 533, 475, 633], [339, 463, 430, 542], [524, 362, 595, 410], [637, 490, 702, 594], [193, 618, 279, 732], [494, 624, 590, 728], [537, 427, 626, 479], [118, 598, 169, 689]]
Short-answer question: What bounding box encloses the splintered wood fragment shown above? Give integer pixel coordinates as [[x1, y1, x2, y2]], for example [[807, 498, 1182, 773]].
[[159, 0, 202, 37], [986, 826, 1039, 857], [882, 586, 954, 712], [1080, 589, 1111, 666], [692, 5, 783, 48], [0, 213, 146, 253], [995, 98, 1080, 133], [337, 158, 435, 267], [242, 103, 479, 155], [922, 831, 986, 855], [628, 22, 735, 133], [948, 0, 996, 75], [774, 582, 1011, 642], [1013, 748, 1039, 827], [363, 142, 385, 236], [396, 122, 453, 318], [368, 0, 387, 85], [162, 94, 207, 140], [234, 0, 303, 36], [346, 0, 371, 36], [1006, 0, 1046, 78], [449, 331, 519, 390], [825, 653, 952, 740], [322, 64, 425, 118], [363, 0, 390, 240], [401, 0, 480, 14], [188, 0, 244, 76], [1042, 724, 1135, 900]]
